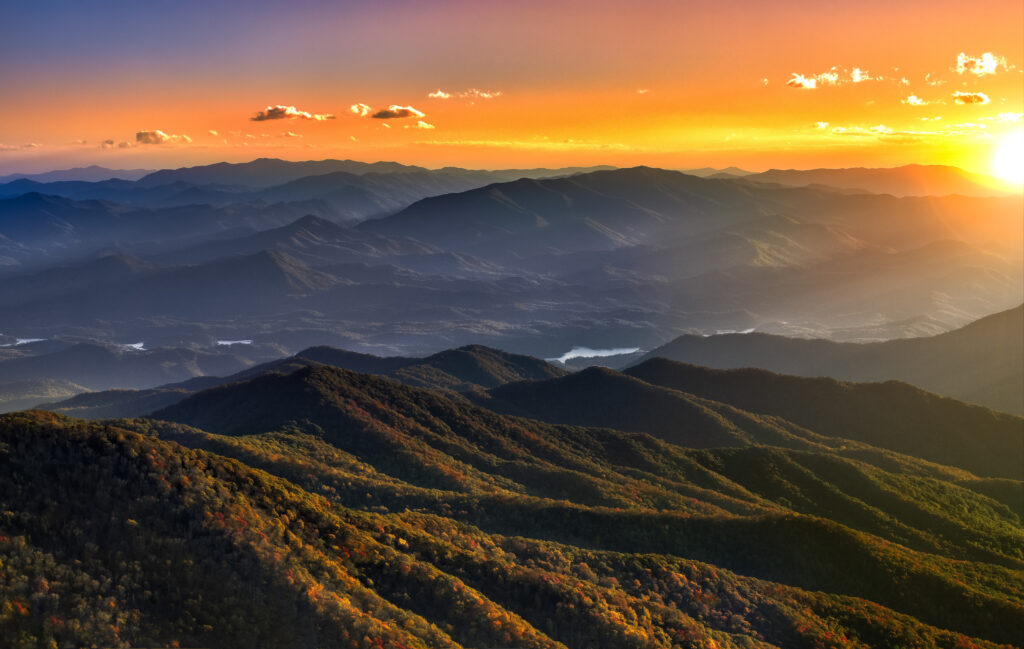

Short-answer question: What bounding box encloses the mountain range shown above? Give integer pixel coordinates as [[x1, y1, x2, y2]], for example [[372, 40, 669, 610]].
[[2, 350, 1021, 647], [639, 303, 1024, 414]]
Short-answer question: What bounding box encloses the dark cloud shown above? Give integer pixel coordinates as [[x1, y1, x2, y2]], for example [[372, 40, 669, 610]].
[[953, 91, 990, 105], [371, 105, 425, 119]]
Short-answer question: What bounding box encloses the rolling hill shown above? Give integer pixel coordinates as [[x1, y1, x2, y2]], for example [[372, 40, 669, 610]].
[[8, 359, 1022, 647]]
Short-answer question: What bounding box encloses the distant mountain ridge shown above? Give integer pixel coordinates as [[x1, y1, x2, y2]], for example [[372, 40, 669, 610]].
[[639, 304, 1024, 414], [0, 165, 154, 183], [747, 163, 1007, 197]]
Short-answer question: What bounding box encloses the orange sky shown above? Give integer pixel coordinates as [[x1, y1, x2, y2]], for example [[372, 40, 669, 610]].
[[1, 0, 1021, 177]]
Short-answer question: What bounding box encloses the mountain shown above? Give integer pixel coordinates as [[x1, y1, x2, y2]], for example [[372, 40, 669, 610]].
[[4, 403, 1019, 648], [0, 343, 254, 391], [747, 164, 1007, 197], [130, 364, 1022, 645], [640, 304, 1024, 414], [361, 166, 1022, 260], [0, 378, 88, 412], [42, 344, 568, 418], [683, 166, 755, 177], [0, 165, 153, 183], [625, 358, 1024, 479], [136, 158, 617, 190]]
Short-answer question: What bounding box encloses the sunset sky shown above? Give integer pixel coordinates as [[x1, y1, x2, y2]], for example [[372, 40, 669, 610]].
[[2, 0, 1022, 178]]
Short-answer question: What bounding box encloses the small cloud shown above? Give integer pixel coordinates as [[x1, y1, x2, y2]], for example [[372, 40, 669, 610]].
[[117, 141, 131, 148], [815, 121, 829, 129], [787, 73, 817, 89], [251, 105, 334, 121], [459, 89, 501, 99], [350, 135, 357, 141], [956, 52, 1007, 76], [636, 88, 650, 94], [280, 131, 302, 138], [925, 73, 945, 87], [902, 95, 927, 106], [136, 130, 192, 145], [208, 129, 219, 136], [427, 89, 451, 99], [371, 105, 425, 119], [953, 91, 990, 105], [899, 77, 910, 86], [761, 78, 769, 86], [381, 123, 390, 129], [350, 103, 372, 117], [0, 143, 41, 152], [850, 68, 871, 83], [101, 139, 116, 149], [816, 69, 840, 85], [981, 112, 1022, 123], [415, 120, 435, 129], [72, 139, 87, 145]]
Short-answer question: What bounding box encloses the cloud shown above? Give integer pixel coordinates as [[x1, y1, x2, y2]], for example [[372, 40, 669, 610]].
[[350, 103, 372, 117], [72, 139, 88, 145], [371, 105, 425, 119], [761, 78, 769, 86], [787, 73, 817, 89], [902, 95, 927, 106], [415, 120, 435, 129], [850, 68, 872, 83], [815, 121, 829, 129], [101, 139, 116, 149], [953, 91, 990, 105], [136, 130, 192, 145], [460, 88, 501, 99], [981, 112, 1023, 123], [280, 131, 302, 138], [956, 52, 1007, 76], [251, 105, 334, 121], [427, 89, 451, 99], [0, 143, 42, 152], [636, 88, 650, 94], [208, 129, 219, 136]]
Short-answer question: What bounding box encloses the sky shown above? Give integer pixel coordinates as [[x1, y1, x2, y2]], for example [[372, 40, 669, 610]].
[[1, 0, 1022, 178]]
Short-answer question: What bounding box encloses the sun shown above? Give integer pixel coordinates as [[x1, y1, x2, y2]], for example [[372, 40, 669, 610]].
[[991, 132, 1024, 185]]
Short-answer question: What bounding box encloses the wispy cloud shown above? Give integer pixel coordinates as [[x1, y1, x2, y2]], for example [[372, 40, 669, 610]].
[[956, 52, 1008, 76], [953, 91, 991, 105], [251, 105, 334, 121], [136, 130, 192, 145], [280, 131, 302, 138], [460, 88, 501, 99], [0, 142, 42, 152], [850, 68, 872, 83], [786, 73, 818, 89], [208, 129, 219, 136], [371, 105, 425, 119], [415, 121, 434, 129], [426, 88, 501, 100], [786, 67, 883, 89], [981, 112, 1023, 123]]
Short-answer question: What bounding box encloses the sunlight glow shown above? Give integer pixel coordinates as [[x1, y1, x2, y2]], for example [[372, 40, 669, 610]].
[[991, 133, 1024, 185]]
